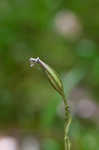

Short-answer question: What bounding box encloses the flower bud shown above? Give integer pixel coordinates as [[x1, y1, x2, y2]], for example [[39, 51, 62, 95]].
[[29, 57, 64, 96]]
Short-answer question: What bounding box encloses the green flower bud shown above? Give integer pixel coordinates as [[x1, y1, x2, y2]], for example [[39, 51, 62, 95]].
[[29, 57, 64, 96]]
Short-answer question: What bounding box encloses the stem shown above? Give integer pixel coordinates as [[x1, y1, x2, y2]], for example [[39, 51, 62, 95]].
[[62, 94, 72, 150], [29, 57, 72, 150]]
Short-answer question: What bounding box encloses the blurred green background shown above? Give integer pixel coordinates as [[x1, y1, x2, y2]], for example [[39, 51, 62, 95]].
[[0, 0, 99, 150]]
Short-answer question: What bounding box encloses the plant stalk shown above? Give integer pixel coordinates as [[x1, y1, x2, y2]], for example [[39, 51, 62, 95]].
[[29, 57, 72, 150], [62, 94, 72, 150]]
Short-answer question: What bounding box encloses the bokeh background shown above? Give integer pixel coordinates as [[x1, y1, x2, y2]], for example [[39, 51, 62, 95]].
[[0, 0, 99, 150]]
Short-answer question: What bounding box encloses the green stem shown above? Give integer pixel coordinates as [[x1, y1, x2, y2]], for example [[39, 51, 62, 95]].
[[62, 94, 72, 150], [29, 57, 72, 150]]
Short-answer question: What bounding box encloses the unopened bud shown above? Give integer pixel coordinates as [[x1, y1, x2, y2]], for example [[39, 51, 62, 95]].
[[29, 57, 64, 96]]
